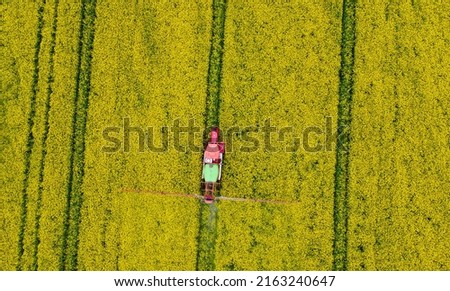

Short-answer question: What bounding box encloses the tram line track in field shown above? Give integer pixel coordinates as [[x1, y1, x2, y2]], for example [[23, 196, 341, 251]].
[[60, 0, 98, 271], [195, 0, 228, 271], [332, 0, 357, 271], [17, 0, 45, 271]]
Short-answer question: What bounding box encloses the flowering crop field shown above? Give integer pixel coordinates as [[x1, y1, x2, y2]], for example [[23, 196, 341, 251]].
[[2, 0, 449, 271], [215, 0, 342, 270], [347, 1, 450, 270]]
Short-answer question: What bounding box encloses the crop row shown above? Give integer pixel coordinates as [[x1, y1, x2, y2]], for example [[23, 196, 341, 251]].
[[347, 0, 450, 270], [215, 0, 343, 270], [77, 0, 212, 270]]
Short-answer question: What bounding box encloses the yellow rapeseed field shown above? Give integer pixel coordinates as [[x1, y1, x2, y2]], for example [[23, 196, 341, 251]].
[[348, 0, 450, 270], [77, 0, 211, 270], [216, 0, 342, 270], [37, 0, 84, 270], [2, 1, 40, 271], [2, 0, 449, 271]]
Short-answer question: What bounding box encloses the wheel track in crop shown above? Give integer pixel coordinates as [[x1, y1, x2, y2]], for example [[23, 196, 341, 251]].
[[195, 0, 228, 271], [60, 0, 97, 271], [31, 0, 60, 271], [332, 0, 357, 271], [17, 1, 45, 271]]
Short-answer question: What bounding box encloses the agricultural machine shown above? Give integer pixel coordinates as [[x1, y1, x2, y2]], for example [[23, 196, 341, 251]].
[[201, 127, 225, 204]]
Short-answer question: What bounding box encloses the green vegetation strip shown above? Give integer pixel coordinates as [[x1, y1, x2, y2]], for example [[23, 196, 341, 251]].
[[17, 1, 45, 271], [333, 0, 357, 271], [60, 0, 97, 271], [32, 0, 60, 271], [196, 0, 227, 271], [204, 0, 227, 128], [196, 204, 219, 270]]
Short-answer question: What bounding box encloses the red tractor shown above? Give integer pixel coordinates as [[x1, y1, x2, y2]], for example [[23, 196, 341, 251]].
[[201, 127, 225, 203]]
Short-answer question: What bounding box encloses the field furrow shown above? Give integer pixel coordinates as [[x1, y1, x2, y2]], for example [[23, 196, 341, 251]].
[[332, 0, 356, 271], [196, 0, 228, 271], [60, 0, 98, 271], [203, 0, 228, 128]]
